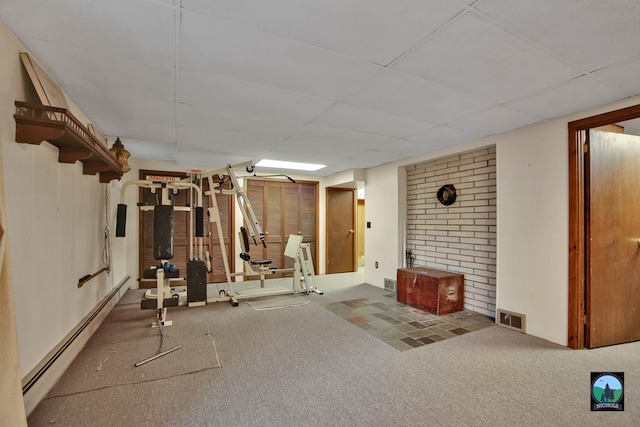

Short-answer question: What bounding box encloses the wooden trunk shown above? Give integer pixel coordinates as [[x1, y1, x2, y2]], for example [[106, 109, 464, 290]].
[[396, 267, 464, 315]]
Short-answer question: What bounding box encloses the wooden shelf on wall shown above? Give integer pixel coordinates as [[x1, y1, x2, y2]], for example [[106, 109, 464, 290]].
[[14, 101, 123, 183]]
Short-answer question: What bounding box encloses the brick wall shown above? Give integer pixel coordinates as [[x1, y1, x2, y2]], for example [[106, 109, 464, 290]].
[[405, 146, 496, 317]]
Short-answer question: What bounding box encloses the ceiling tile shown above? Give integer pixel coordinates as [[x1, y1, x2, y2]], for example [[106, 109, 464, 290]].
[[312, 103, 437, 138], [178, 103, 306, 140], [272, 140, 371, 167], [406, 125, 480, 147], [280, 124, 434, 167], [292, 124, 396, 149], [179, 70, 335, 124], [96, 117, 176, 143], [505, 76, 630, 120], [344, 69, 492, 124], [477, 0, 640, 72], [182, 0, 465, 66], [393, 12, 581, 104], [62, 85, 175, 126], [22, 39, 175, 101], [3, 1, 638, 177], [595, 57, 640, 96], [180, 9, 381, 100], [446, 106, 540, 135], [1, 0, 175, 66], [177, 150, 256, 170], [126, 139, 176, 162], [178, 126, 286, 153]]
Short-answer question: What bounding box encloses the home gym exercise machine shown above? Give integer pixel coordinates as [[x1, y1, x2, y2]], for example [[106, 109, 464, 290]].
[[199, 161, 322, 305], [238, 227, 319, 293], [115, 161, 322, 327], [115, 176, 205, 327]]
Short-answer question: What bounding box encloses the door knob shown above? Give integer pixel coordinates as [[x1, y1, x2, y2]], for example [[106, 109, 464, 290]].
[[349, 229, 354, 234]]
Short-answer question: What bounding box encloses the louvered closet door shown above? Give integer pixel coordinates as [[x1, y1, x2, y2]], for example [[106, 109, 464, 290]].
[[246, 179, 318, 276]]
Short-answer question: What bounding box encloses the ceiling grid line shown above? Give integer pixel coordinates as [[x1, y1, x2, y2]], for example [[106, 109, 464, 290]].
[[383, 5, 471, 69], [174, 0, 182, 153]]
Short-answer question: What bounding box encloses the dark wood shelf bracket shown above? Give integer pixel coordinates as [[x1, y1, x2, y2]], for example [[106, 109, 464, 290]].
[[14, 101, 123, 183]]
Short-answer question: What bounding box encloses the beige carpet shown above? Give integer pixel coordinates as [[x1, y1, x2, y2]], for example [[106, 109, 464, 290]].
[[47, 294, 221, 398]]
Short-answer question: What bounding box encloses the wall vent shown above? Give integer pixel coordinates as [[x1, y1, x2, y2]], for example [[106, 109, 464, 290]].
[[497, 309, 526, 333], [384, 278, 396, 292]]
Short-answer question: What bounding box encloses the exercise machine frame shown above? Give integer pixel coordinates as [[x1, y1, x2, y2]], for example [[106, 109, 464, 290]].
[[199, 161, 322, 306], [117, 177, 203, 327]]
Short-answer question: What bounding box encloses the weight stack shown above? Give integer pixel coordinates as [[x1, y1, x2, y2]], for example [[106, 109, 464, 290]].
[[187, 260, 207, 303]]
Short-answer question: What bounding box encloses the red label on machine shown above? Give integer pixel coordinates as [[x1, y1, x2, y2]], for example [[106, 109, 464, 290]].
[[186, 169, 205, 174], [145, 175, 181, 182]]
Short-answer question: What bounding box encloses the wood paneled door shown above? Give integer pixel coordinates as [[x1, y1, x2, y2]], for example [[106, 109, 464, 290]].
[[586, 129, 640, 348], [245, 179, 318, 276], [568, 103, 640, 349], [326, 188, 356, 274]]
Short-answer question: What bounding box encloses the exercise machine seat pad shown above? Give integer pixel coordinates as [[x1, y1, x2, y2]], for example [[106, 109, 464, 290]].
[[251, 259, 272, 266], [143, 268, 180, 279]]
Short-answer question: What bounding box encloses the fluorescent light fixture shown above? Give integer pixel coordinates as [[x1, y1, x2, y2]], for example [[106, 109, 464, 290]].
[[256, 159, 326, 171]]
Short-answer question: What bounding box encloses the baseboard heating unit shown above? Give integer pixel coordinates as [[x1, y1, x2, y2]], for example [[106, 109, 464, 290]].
[[21, 275, 130, 415]]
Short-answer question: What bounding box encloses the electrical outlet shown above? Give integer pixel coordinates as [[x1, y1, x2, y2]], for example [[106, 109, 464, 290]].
[[375, 261, 378, 268]]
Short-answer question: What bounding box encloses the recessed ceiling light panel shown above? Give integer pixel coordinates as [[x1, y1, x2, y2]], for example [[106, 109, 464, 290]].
[[256, 159, 326, 171]]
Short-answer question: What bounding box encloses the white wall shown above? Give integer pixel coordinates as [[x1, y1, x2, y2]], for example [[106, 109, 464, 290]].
[[495, 119, 569, 344], [365, 95, 640, 346], [0, 25, 128, 377], [363, 163, 402, 282]]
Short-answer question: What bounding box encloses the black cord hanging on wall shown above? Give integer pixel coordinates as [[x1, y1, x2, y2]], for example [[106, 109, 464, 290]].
[[436, 184, 457, 206]]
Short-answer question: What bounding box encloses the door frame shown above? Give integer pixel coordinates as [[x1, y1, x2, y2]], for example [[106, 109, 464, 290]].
[[357, 198, 365, 267], [567, 103, 640, 349]]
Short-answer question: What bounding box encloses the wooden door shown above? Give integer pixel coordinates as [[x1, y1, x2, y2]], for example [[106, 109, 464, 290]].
[[357, 199, 365, 267], [587, 129, 640, 348], [326, 188, 356, 274]]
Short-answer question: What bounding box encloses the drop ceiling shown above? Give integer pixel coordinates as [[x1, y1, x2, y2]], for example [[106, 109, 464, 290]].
[[2, 0, 639, 176]]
